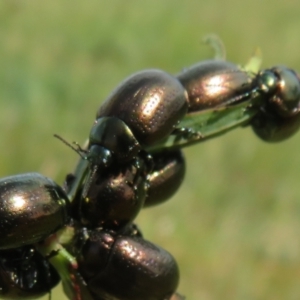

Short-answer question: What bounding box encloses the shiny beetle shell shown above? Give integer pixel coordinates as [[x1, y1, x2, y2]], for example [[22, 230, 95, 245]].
[[96, 69, 189, 146], [145, 150, 186, 207], [76, 229, 179, 300], [79, 158, 148, 229], [251, 66, 300, 142], [0, 246, 60, 299], [251, 109, 300, 142], [177, 60, 252, 112], [0, 173, 70, 250]]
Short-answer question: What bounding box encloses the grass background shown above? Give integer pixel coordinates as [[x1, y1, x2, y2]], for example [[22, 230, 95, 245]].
[[1, 1, 300, 299]]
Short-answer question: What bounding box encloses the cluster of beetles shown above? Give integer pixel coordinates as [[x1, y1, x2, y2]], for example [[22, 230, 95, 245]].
[[1, 38, 300, 300]]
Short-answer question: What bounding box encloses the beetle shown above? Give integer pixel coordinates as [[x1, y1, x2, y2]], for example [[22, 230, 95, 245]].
[[72, 155, 149, 229], [0, 173, 71, 299], [65, 149, 185, 229], [69, 224, 182, 300], [250, 66, 300, 141], [0, 173, 70, 250], [144, 150, 186, 207], [0, 245, 60, 299]]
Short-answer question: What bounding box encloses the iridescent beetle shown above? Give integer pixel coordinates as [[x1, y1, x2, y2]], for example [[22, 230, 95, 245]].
[[0, 173, 70, 299]]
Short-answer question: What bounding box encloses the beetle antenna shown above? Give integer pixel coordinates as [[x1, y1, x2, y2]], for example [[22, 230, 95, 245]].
[[72, 141, 87, 153], [54, 134, 86, 159]]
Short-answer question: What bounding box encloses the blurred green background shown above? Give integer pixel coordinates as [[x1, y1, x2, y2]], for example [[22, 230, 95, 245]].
[[1, 1, 300, 299]]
